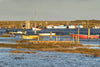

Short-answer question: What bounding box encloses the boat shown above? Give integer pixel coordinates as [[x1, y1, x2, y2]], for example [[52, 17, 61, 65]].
[[77, 25, 83, 28], [32, 27, 42, 31], [68, 25, 75, 29], [39, 33, 56, 36], [70, 34, 99, 39], [22, 35, 39, 39], [54, 25, 67, 29], [93, 26, 100, 29], [9, 31, 26, 34], [46, 25, 54, 29]]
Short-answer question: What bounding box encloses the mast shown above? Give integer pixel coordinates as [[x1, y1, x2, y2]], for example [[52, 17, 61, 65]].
[[34, 11, 37, 34]]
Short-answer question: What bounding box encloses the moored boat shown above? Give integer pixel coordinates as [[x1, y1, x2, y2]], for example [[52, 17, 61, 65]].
[[70, 34, 99, 39], [9, 31, 26, 34], [54, 25, 67, 29], [22, 35, 39, 39], [46, 25, 54, 29], [32, 27, 42, 31], [68, 25, 75, 29], [39, 33, 56, 36]]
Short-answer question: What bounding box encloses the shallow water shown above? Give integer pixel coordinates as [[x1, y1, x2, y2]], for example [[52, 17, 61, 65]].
[[0, 48, 100, 67]]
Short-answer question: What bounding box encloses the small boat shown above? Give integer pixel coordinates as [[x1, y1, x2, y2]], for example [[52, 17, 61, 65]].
[[54, 25, 67, 29], [46, 25, 54, 29], [70, 34, 99, 39], [77, 25, 83, 28], [68, 25, 75, 29], [32, 27, 42, 31], [9, 31, 26, 34], [39, 33, 56, 36], [22, 35, 39, 39]]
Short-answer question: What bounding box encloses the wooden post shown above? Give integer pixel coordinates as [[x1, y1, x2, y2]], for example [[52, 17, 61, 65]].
[[50, 31, 52, 40], [75, 36, 78, 44], [78, 28, 80, 43], [73, 33, 74, 43], [38, 35, 40, 41], [34, 11, 37, 34], [59, 35, 60, 41], [56, 36, 57, 41], [12, 33, 15, 37], [19, 35, 21, 40], [88, 28, 90, 39]]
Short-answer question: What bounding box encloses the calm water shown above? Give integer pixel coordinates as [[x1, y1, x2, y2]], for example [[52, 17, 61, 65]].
[[0, 28, 100, 45], [0, 48, 100, 67]]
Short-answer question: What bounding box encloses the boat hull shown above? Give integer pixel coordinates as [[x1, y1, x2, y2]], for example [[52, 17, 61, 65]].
[[22, 35, 38, 39], [54, 25, 67, 29], [70, 34, 99, 39], [9, 31, 26, 34], [39, 33, 56, 36], [32, 27, 42, 31]]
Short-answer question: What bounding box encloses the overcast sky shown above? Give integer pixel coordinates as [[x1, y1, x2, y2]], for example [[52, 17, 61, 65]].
[[0, 0, 100, 21]]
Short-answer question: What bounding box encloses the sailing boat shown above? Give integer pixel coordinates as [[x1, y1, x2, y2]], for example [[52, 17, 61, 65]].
[[32, 11, 42, 31], [32, 26, 42, 31], [22, 11, 39, 39]]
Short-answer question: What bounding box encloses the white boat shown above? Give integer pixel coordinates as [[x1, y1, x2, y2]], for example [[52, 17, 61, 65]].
[[46, 25, 54, 29], [39, 33, 56, 36], [9, 31, 26, 34], [32, 27, 42, 31], [93, 26, 100, 29], [77, 25, 83, 28], [68, 25, 75, 29], [54, 25, 67, 29]]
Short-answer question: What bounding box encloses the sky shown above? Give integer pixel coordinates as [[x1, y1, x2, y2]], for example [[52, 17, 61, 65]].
[[0, 0, 100, 21]]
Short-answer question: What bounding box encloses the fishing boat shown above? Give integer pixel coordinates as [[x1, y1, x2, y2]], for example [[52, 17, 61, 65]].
[[22, 35, 38, 39], [39, 33, 56, 36], [54, 25, 67, 29], [70, 34, 99, 39], [32, 27, 42, 31]]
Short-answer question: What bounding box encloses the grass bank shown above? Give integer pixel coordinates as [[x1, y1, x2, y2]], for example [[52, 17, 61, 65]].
[[0, 41, 100, 57]]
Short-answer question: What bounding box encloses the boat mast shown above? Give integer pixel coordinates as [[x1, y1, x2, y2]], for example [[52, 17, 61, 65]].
[[34, 11, 37, 34]]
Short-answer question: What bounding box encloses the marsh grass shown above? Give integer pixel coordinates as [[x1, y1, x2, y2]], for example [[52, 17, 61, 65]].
[[0, 41, 100, 57], [10, 50, 36, 54]]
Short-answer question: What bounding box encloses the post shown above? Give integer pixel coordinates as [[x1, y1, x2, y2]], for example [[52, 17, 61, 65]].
[[73, 33, 74, 44], [12, 33, 15, 37], [50, 31, 52, 40], [78, 28, 80, 43], [19, 35, 21, 40], [59, 35, 60, 41], [38, 35, 40, 41], [88, 28, 90, 39], [34, 11, 37, 34], [75, 36, 78, 44]]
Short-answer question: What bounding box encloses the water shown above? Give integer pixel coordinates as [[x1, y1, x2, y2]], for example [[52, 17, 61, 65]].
[[0, 28, 100, 45], [0, 48, 100, 67]]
